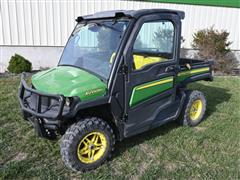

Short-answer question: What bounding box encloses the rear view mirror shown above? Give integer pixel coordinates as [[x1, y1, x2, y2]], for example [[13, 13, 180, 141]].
[[88, 23, 100, 32]]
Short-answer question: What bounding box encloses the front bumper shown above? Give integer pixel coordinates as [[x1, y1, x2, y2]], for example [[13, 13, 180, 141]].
[[18, 74, 76, 139]]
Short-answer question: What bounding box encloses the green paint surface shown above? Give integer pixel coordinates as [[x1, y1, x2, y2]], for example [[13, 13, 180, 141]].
[[130, 67, 210, 107], [146, 0, 240, 8], [130, 77, 173, 107], [31, 66, 107, 101], [176, 68, 210, 82]]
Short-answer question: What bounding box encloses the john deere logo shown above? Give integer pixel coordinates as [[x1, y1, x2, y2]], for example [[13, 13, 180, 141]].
[[85, 88, 104, 96]]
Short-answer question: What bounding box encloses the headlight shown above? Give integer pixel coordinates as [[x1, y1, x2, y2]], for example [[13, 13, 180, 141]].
[[65, 97, 72, 107], [64, 96, 80, 107]]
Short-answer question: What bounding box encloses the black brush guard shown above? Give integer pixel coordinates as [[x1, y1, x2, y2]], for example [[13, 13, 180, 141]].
[[18, 74, 66, 119], [18, 73, 68, 139]]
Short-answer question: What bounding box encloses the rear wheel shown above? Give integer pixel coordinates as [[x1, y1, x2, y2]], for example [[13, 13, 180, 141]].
[[177, 90, 206, 127], [60, 117, 115, 171]]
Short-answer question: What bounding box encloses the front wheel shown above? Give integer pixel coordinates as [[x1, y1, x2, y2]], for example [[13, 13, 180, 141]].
[[60, 117, 115, 171], [177, 90, 206, 127]]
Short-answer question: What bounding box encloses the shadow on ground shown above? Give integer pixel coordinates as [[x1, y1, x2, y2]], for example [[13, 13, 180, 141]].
[[113, 82, 232, 157], [189, 82, 232, 118]]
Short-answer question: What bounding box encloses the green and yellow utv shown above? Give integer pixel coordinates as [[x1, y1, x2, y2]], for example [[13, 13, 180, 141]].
[[19, 9, 213, 171]]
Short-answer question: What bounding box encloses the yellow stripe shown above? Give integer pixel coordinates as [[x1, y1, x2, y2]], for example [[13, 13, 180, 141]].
[[136, 77, 173, 90], [178, 67, 209, 76], [134, 67, 209, 91]]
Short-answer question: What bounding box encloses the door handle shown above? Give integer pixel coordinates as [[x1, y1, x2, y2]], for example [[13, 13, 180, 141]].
[[165, 65, 176, 72], [165, 65, 180, 72]]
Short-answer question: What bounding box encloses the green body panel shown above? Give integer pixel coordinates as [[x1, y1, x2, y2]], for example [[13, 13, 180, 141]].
[[129, 67, 210, 107], [31, 66, 107, 101], [129, 77, 174, 107], [146, 0, 240, 8], [176, 67, 210, 83]]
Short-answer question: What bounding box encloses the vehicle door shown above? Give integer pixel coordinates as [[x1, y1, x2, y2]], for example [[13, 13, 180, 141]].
[[123, 14, 181, 137]]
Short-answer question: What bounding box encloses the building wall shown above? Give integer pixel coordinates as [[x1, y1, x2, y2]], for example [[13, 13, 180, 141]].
[[0, 0, 239, 72], [0, 46, 63, 72]]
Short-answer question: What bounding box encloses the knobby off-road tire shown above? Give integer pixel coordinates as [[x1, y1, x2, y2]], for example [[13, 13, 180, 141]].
[[177, 90, 206, 127], [60, 117, 115, 171]]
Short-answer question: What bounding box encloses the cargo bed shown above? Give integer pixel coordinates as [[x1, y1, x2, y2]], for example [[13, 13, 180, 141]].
[[177, 58, 214, 86]]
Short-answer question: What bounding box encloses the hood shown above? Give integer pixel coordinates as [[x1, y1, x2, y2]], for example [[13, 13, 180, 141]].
[[31, 66, 107, 101]]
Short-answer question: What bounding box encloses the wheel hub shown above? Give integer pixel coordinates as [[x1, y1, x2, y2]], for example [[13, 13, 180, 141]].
[[77, 132, 107, 164], [189, 99, 203, 121], [89, 144, 95, 150]]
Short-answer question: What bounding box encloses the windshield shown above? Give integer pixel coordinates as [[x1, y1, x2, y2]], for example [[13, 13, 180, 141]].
[[59, 20, 129, 80]]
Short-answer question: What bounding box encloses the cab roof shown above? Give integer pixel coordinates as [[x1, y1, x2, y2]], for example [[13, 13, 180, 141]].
[[76, 9, 185, 22]]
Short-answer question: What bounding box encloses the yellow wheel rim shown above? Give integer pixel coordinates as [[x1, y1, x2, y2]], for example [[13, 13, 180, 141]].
[[77, 131, 107, 164], [189, 99, 203, 121]]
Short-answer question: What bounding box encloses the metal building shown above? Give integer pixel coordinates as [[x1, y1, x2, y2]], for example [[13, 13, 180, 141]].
[[0, 0, 239, 72]]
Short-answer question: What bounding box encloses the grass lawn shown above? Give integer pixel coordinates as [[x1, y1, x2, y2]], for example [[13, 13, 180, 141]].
[[0, 76, 239, 179]]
